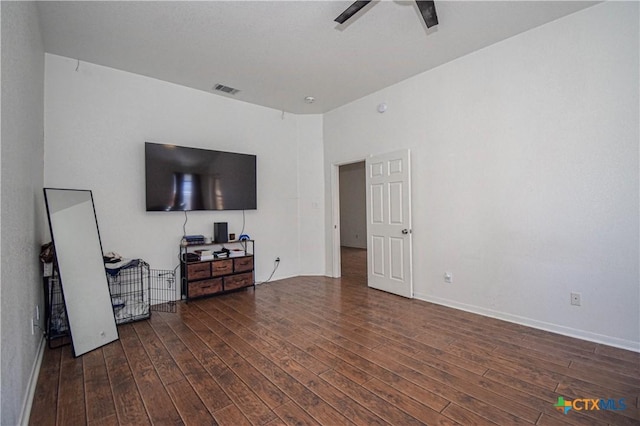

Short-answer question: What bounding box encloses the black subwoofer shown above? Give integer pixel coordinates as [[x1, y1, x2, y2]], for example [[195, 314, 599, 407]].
[[214, 222, 228, 243]]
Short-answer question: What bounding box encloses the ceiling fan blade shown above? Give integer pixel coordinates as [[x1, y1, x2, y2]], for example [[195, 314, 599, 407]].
[[416, 0, 438, 28], [334, 1, 372, 24]]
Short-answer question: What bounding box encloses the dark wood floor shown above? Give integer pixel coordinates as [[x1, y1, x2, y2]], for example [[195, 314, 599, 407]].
[[30, 247, 639, 425]]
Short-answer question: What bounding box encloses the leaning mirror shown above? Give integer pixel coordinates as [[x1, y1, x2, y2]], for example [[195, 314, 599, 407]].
[[44, 188, 118, 356]]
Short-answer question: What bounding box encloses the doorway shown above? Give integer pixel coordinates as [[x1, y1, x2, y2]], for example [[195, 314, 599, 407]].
[[332, 150, 414, 298], [338, 161, 367, 282]]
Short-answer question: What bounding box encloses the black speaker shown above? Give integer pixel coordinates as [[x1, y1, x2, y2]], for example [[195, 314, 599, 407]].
[[214, 222, 228, 243]]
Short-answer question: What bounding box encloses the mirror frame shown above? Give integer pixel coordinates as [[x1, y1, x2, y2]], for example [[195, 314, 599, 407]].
[[43, 188, 118, 356]]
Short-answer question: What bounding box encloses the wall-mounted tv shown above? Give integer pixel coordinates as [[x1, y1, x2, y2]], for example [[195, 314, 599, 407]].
[[145, 142, 257, 211]]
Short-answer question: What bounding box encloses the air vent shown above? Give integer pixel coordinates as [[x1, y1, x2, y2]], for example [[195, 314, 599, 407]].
[[213, 84, 240, 95]]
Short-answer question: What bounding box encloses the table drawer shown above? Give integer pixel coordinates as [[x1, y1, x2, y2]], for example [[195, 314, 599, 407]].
[[224, 272, 254, 291], [187, 262, 210, 279], [212, 259, 233, 276], [234, 256, 254, 272], [188, 278, 223, 298]]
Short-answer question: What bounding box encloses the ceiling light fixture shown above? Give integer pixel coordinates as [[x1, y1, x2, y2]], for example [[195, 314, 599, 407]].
[[304, 96, 316, 104]]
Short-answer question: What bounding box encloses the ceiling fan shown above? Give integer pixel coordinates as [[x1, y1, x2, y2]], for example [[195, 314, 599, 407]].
[[335, 0, 438, 28]]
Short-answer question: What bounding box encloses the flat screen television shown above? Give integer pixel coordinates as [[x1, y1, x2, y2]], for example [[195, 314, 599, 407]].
[[145, 142, 257, 211]]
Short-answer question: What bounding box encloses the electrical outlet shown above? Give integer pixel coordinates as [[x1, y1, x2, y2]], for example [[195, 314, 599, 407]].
[[570, 292, 581, 306], [35, 305, 40, 321], [31, 318, 35, 335], [444, 272, 453, 284]]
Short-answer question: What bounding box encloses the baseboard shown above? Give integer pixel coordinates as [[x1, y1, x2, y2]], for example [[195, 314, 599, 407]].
[[414, 293, 640, 353], [255, 273, 298, 285], [340, 243, 367, 250], [19, 335, 46, 425]]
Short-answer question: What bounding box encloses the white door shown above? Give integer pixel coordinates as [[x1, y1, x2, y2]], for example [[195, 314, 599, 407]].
[[366, 149, 413, 298]]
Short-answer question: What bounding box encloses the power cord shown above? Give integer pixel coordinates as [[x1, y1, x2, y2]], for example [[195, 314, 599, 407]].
[[174, 210, 190, 273], [32, 321, 46, 336], [239, 209, 248, 252], [256, 257, 280, 285], [182, 210, 188, 238]]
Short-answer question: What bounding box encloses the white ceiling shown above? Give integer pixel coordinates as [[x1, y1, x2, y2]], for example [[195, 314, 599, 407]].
[[36, 1, 598, 114]]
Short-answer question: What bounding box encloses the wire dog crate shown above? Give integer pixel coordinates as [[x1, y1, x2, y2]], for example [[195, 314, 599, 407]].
[[106, 260, 177, 324], [45, 271, 71, 348], [106, 260, 151, 324], [148, 268, 177, 313], [44, 259, 177, 348]]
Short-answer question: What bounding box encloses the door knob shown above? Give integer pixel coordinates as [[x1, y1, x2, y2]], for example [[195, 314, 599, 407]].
[[401, 229, 409, 234]]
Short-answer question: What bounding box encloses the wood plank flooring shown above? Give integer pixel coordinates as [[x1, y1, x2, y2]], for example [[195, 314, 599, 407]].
[[30, 247, 639, 425]]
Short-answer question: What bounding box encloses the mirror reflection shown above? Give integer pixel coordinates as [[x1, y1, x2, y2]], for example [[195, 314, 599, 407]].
[[44, 188, 118, 356]]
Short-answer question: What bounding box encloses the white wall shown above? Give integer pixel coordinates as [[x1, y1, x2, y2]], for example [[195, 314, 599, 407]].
[[339, 162, 366, 249], [44, 54, 325, 291], [297, 114, 326, 275], [324, 2, 639, 350], [1, 2, 46, 424]]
